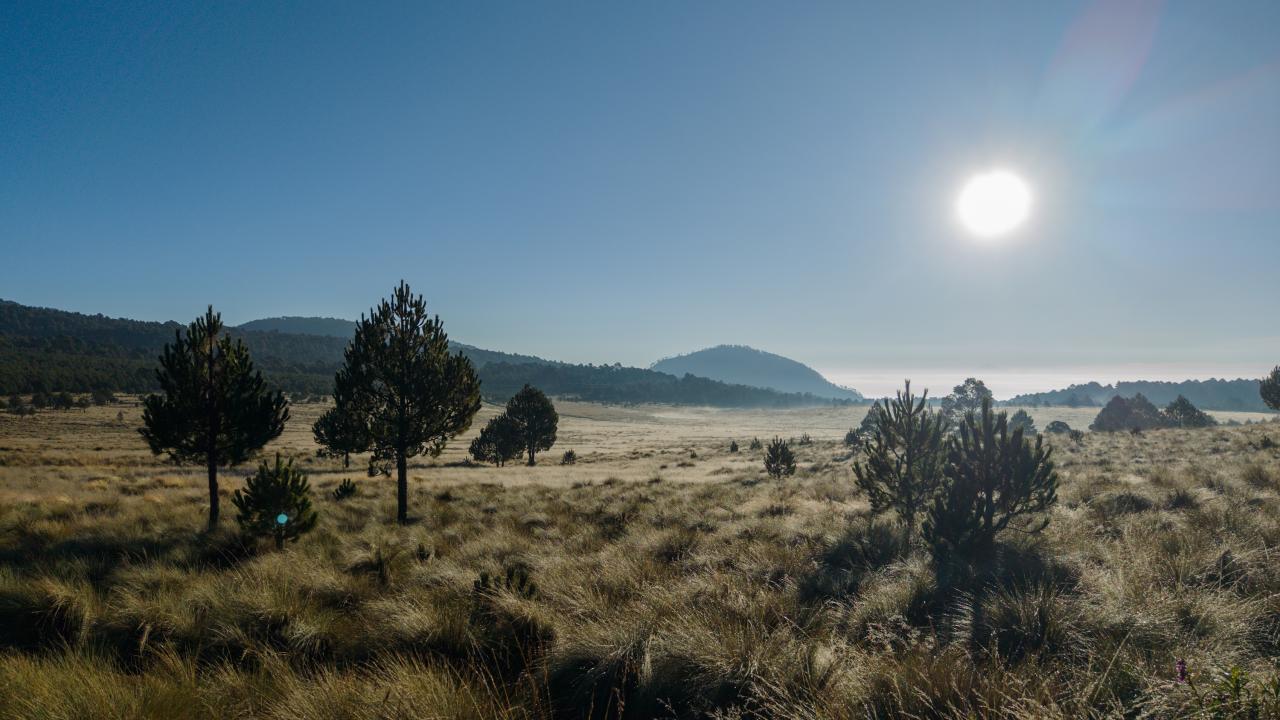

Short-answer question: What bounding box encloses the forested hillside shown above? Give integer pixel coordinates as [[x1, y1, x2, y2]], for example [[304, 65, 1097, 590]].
[[1006, 378, 1271, 413], [479, 361, 852, 407], [0, 300, 840, 407], [0, 300, 346, 394]]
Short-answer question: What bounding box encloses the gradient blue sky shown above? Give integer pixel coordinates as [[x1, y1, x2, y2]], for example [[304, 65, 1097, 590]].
[[4, 1, 1279, 396]]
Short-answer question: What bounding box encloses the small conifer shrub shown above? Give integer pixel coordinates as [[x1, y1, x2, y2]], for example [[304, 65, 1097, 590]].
[[764, 437, 796, 479], [232, 454, 318, 549], [331, 478, 358, 501]]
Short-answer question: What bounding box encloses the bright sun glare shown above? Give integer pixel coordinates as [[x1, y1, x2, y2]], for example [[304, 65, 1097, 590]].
[[956, 170, 1032, 238]]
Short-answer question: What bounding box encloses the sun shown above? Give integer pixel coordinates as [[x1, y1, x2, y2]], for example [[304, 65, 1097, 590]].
[[955, 170, 1032, 238]]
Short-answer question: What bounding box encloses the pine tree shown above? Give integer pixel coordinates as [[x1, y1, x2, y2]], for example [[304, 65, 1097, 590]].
[[232, 454, 318, 549], [1089, 394, 1168, 432], [469, 413, 523, 466], [330, 282, 481, 524], [941, 378, 993, 422], [1261, 367, 1280, 412], [764, 437, 796, 479], [505, 385, 558, 466], [924, 398, 1057, 580], [140, 307, 289, 530], [853, 380, 946, 535], [1008, 409, 1037, 435], [312, 400, 369, 468], [1163, 395, 1217, 428]]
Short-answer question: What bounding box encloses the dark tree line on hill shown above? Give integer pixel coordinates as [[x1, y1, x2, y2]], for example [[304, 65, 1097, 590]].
[[478, 361, 850, 408], [0, 299, 845, 408], [0, 300, 345, 394], [1007, 378, 1272, 413]]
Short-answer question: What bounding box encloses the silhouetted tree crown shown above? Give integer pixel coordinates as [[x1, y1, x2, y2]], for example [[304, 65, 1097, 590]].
[[941, 378, 993, 421], [140, 306, 289, 530], [312, 401, 370, 468], [1008, 409, 1037, 435], [853, 380, 947, 534], [1163, 395, 1217, 428], [470, 412, 523, 467], [505, 384, 558, 466], [1089, 394, 1168, 432], [1261, 367, 1280, 412], [329, 282, 481, 524]]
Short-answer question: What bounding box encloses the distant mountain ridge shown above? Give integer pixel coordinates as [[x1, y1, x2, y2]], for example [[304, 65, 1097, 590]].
[[0, 301, 841, 408], [236, 316, 557, 369], [652, 345, 862, 400], [237, 316, 354, 337]]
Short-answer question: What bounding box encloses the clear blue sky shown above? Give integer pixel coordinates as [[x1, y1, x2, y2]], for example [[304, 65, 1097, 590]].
[[4, 1, 1279, 396]]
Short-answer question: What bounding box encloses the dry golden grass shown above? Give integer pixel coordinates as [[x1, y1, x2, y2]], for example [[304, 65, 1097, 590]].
[[1, 399, 1279, 718]]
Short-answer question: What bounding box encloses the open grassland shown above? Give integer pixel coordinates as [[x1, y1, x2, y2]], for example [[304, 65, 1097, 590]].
[[2, 400, 1280, 719]]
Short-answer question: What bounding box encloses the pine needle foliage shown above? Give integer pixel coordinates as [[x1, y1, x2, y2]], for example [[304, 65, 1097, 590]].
[[1260, 367, 1280, 412], [1008, 409, 1037, 435], [941, 377, 993, 422], [924, 398, 1058, 581], [852, 380, 946, 535], [469, 413, 523, 467], [505, 385, 558, 466], [1164, 395, 1217, 428], [764, 437, 796, 479], [330, 282, 481, 524], [332, 478, 358, 501], [140, 306, 289, 530], [312, 402, 370, 468], [232, 454, 318, 549]]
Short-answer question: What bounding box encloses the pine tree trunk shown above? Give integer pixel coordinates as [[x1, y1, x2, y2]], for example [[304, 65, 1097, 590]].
[[206, 457, 219, 530], [396, 451, 408, 525], [527, 447, 535, 466]]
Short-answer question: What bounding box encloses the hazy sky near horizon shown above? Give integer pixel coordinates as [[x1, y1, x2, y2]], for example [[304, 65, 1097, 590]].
[[4, 1, 1280, 397]]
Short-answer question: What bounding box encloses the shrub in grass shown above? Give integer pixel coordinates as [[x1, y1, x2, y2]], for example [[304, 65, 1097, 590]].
[[853, 381, 946, 536], [924, 399, 1058, 585], [1164, 395, 1218, 429], [1090, 394, 1170, 432], [331, 478, 357, 501], [1008, 409, 1037, 435], [470, 565, 553, 678], [560, 449, 578, 465], [232, 454, 318, 550], [764, 438, 796, 480]]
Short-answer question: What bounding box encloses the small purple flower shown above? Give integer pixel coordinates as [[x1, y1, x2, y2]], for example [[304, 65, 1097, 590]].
[[1176, 658, 1188, 683]]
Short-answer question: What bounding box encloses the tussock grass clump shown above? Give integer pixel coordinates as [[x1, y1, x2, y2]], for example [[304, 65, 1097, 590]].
[[4, 408, 1280, 718]]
